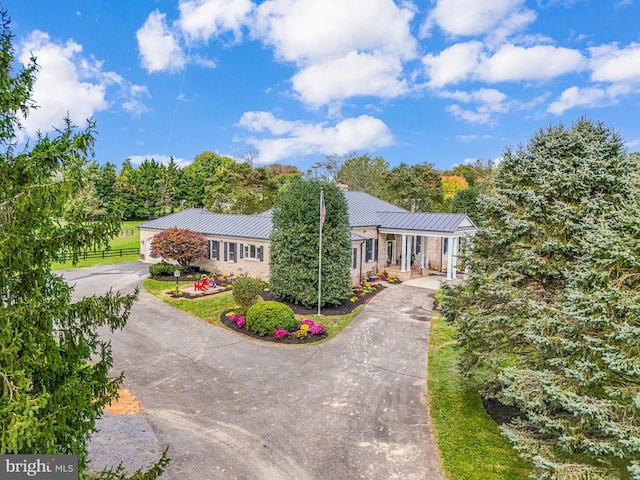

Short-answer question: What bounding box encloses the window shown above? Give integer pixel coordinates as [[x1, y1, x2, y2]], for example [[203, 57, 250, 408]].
[[224, 242, 237, 263], [210, 240, 220, 260], [365, 239, 374, 262], [243, 244, 257, 259], [443, 238, 449, 255], [416, 236, 421, 254]]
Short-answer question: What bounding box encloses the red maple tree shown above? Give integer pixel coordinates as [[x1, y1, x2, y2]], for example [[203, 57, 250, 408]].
[[150, 227, 208, 267]]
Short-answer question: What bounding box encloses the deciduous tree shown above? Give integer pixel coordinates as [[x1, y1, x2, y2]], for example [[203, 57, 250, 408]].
[[150, 227, 208, 267]]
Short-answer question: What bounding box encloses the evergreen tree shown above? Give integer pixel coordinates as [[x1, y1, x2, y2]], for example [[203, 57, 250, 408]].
[[441, 119, 640, 479], [269, 180, 351, 308], [0, 13, 166, 478]]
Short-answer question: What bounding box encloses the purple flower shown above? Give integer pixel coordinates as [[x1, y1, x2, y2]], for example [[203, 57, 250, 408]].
[[358, 293, 364, 298], [310, 324, 325, 335], [229, 315, 237, 322], [300, 319, 315, 327], [236, 317, 246, 329]]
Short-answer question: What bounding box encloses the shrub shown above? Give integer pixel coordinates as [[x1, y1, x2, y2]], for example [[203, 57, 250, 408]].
[[232, 277, 265, 314], [246, 301, 296, 336], [149, 262, 184, 276]]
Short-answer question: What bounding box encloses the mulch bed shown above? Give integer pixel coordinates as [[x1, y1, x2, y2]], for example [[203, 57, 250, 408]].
[[220, 312, 328, 344], [482, 396, 526, 425], [260, 284, 387, 316], [220, 283, 390, 343]]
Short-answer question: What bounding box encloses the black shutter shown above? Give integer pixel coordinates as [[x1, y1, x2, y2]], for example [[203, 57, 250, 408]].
[[206, 240, 211, 259], [374, 239, 378, 262], [240, 243, 244, 259], [416, 236, 421, 254], [352, 248, 357, 268], [224, 242, 228, 261], [231, 243, 237, 263], [257, 246, 264, 261]]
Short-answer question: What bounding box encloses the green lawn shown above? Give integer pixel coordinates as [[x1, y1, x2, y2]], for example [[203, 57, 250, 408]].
[[52, 220, 144, 270], [143, 279, 363, 339], [428, 316, 531, 480]]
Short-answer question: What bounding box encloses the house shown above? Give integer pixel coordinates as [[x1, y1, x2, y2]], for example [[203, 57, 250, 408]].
[[138, 190, 476, 283]]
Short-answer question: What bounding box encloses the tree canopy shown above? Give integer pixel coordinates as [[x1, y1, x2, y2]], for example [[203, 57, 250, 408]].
[[0, 12, 166, 478], [150, 227, 208, 267], [441, 119, 640, 479], [269, 180, 351, 308]]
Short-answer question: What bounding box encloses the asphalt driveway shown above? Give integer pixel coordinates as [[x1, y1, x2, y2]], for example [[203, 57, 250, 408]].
[[63, 263, 442, 479]]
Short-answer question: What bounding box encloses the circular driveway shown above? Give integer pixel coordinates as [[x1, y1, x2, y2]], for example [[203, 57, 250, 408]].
[[64, 263, 442, 479]]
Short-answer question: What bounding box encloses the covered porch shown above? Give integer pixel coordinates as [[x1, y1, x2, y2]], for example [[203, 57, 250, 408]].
[[376, 212, 477, 282]]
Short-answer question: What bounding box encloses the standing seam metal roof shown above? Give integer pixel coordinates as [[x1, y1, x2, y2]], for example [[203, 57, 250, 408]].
[[138, 192, 476, 239]]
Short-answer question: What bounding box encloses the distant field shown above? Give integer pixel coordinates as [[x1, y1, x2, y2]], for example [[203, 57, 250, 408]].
[[52, 220, 144, 270]]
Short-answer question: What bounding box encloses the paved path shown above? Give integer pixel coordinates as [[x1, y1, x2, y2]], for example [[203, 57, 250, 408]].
[[63, 263, 442, 480]]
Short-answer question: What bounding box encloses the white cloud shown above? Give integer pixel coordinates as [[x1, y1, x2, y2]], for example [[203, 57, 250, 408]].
[[136, 10, 186, 73], [424, 42, 586, 87], [129, 154, 191, 168], [478, 44, 587, 82], [547, 84, 634, 115], [423, 0, 535, 39], [423, 41, 483, 87], [441, 88, 509, 125], [589, 42, 640, 83], [253, 0, 417, 63], [17, 31, 148, 137], [291, 51, 407, 107], [238, 112, 393, 163], [177, 0, 253, 43]]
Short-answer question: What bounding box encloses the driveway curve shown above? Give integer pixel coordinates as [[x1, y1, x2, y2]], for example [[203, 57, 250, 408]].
[[63, 263, 442, 480]]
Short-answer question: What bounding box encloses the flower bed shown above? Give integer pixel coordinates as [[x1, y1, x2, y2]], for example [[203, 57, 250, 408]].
[[221, 311, 329, 344]]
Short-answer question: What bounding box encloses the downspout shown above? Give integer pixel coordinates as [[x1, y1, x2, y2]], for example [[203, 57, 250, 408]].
[[359, 240, 365, 282]]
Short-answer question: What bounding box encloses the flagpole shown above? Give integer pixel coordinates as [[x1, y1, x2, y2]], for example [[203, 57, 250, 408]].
[[317, 188, 324, 316]]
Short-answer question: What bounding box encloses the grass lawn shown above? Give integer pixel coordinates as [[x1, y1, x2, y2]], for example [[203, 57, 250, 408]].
[[52, 220, 144, 270], [143, 279, 362, 340], [428, 316, 531, 480]]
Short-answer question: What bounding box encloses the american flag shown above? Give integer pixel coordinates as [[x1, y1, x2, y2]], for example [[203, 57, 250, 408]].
[[320, 193, 326, 227]]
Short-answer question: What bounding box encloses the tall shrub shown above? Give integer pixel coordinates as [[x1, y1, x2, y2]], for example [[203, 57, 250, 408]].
[[269, 180, 351, 308], [232, 277, 264, 314], [441, 119, 640, 479]]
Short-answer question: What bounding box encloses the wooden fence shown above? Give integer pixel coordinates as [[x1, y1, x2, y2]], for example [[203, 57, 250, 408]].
[[58, 247, 139, 263]]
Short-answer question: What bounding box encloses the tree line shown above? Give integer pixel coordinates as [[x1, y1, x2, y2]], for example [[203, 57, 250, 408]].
[[74, 150, 495, 222]]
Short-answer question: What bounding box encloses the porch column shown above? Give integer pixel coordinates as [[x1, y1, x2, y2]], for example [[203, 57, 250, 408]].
[[452, 237, 459, 275], [446, 236, 455, 280], [425, 236, 430, 275], [419, 236, 425, 268], [400, 234, 408, 273]]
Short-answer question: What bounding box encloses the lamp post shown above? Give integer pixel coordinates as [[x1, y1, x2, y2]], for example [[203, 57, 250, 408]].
[[174, 269, 181, 295]]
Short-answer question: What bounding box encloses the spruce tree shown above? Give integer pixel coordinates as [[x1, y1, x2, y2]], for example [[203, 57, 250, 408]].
[[269, 180, 351, 308], [441, 119, 640, 479], [0, 12, 166, 478]]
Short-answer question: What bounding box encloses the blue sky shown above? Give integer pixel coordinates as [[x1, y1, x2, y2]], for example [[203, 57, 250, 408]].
[[6, 0, 640, 171]]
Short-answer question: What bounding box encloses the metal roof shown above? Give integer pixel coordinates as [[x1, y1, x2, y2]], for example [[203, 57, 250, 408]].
[[138, 192, 476, 239], [343, 190, 407, 226], [377, 212, 475, 233], [138, 208, 273, 240]]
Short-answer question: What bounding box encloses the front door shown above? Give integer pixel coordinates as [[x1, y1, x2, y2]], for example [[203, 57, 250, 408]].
[[386, 241, 394, 265]]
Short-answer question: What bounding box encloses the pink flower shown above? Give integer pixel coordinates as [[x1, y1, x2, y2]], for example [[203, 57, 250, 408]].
[[274, 329, 290, 339], [236, 317, 246, 329], [358, 293, 364, 298], [310, 324, 325, 335], [300, 319, 315, 327]]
